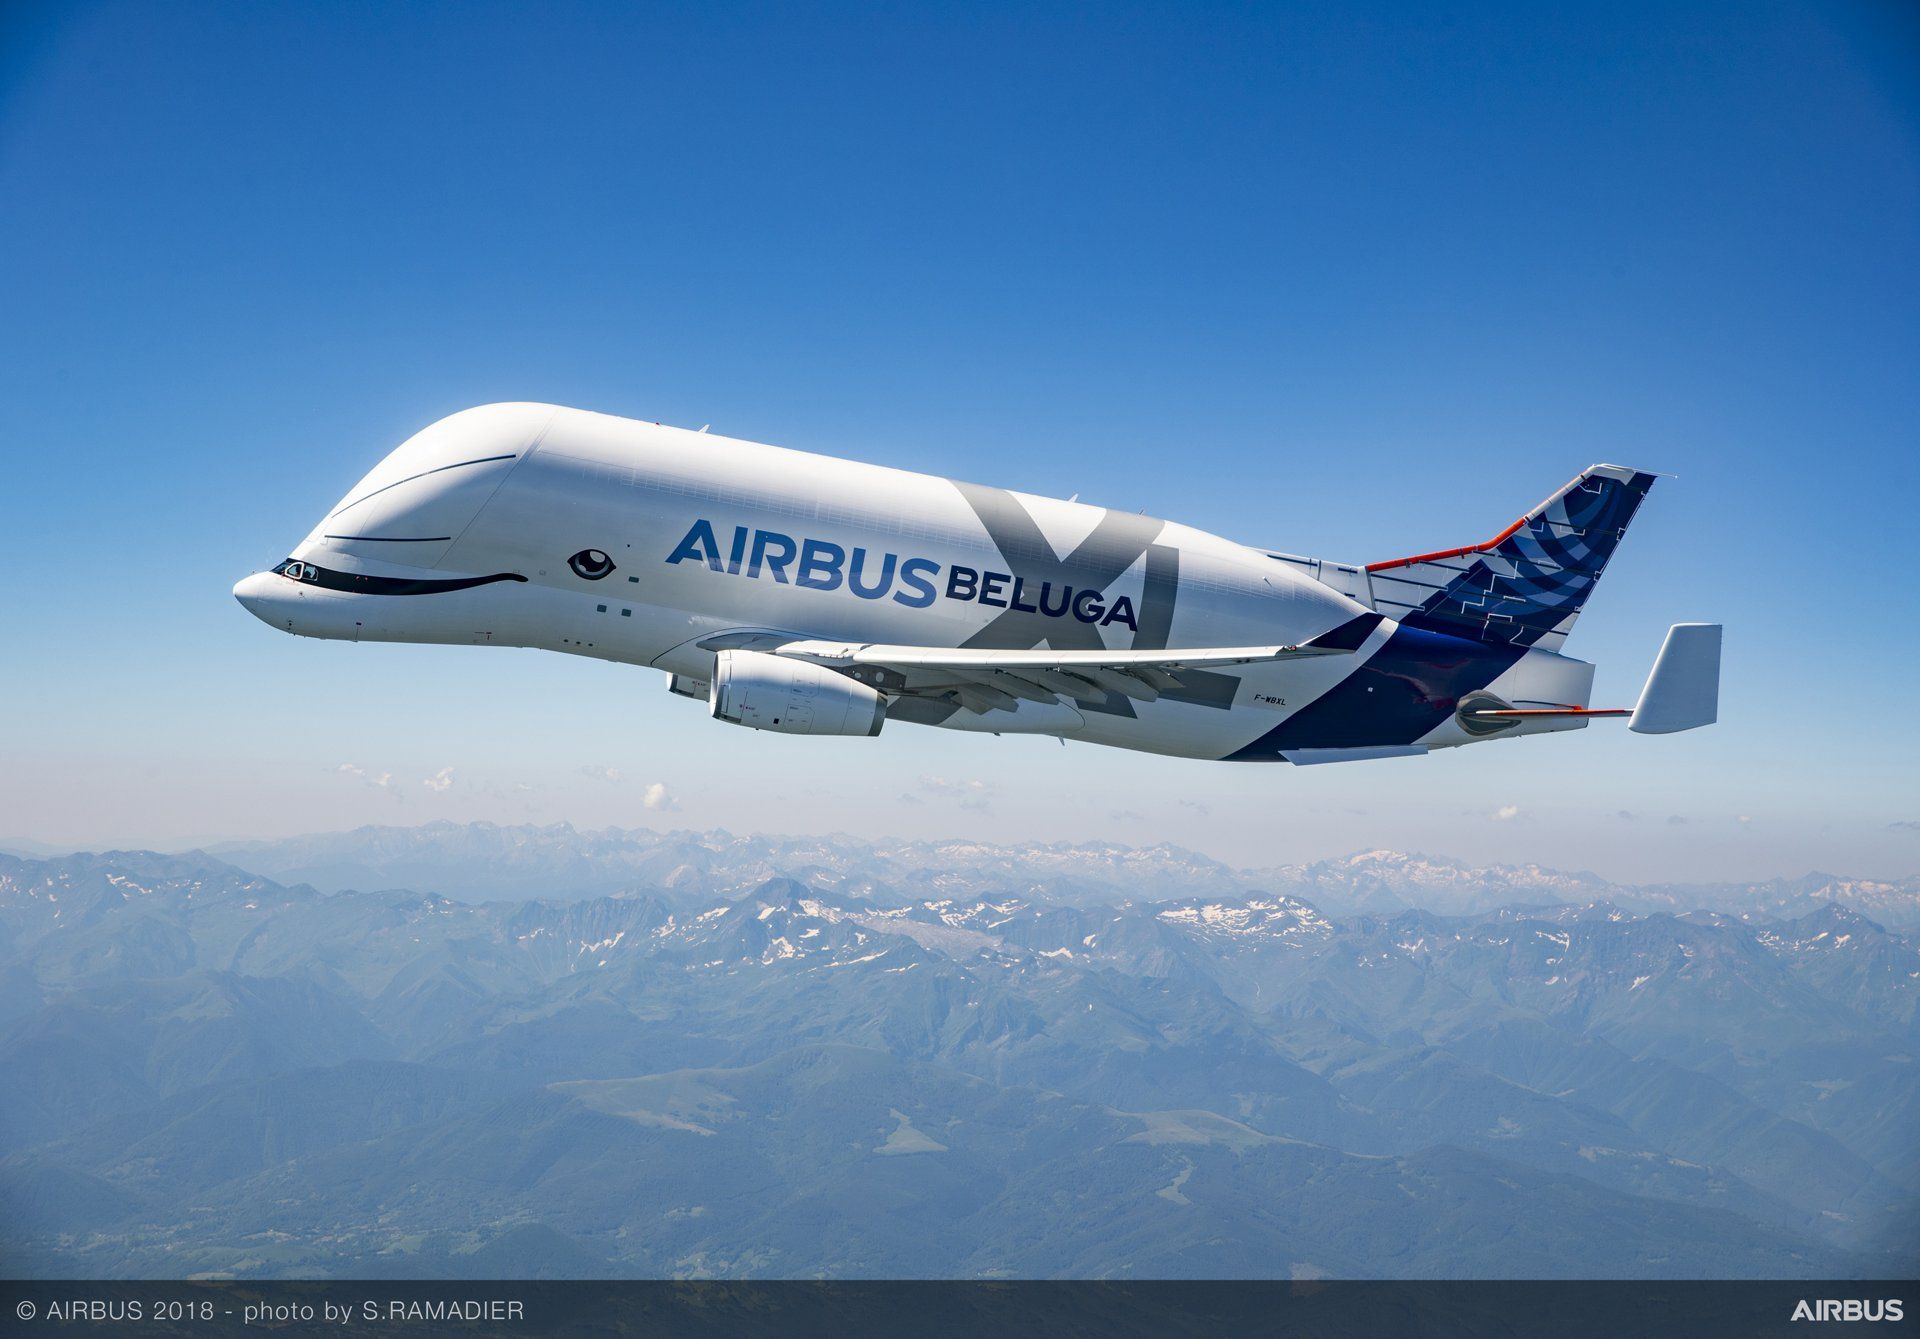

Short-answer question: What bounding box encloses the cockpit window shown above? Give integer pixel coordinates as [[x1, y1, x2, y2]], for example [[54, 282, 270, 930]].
[[273, 559, 320, 582]]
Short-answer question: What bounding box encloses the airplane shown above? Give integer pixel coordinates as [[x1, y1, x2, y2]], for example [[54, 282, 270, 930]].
[[234, 402, 1720, 764]]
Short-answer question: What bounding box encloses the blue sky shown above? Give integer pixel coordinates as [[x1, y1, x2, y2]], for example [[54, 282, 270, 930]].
[[2, 0, 1916, 881]]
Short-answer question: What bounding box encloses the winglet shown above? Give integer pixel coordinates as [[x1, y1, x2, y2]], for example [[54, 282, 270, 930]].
[[1629, 623, 1722, 734]]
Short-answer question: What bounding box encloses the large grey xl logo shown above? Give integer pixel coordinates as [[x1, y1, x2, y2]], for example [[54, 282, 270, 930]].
[[950, 481, 1237, 717]]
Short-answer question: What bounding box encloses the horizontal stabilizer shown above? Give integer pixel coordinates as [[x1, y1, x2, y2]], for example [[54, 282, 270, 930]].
[[1463, 707, 1628, 720], [1630, 623, 1722, 735]]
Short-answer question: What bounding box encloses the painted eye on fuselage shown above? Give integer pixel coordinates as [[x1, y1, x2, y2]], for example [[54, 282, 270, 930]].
[[567, 549, 616, 580]]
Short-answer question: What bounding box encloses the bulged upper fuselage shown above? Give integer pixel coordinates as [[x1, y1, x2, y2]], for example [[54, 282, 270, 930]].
[[235, 403, 1603, 761]]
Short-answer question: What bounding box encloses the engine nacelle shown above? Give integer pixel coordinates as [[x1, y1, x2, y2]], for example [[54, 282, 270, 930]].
[[709, 649, 886, 736]]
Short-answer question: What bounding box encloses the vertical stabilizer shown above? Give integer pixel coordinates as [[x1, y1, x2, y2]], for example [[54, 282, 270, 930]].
[[1366, 465, 1659, 651]]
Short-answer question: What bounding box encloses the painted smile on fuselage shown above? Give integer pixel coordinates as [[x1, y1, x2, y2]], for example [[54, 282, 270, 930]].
[[270, 558, 528, 596]]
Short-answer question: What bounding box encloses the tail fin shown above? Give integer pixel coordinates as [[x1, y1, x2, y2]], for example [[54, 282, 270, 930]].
[[1366, 464, 1658, 651]]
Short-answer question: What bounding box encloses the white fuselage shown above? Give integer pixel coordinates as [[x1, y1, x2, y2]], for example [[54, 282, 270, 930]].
[[234, 403, 1596, 761]]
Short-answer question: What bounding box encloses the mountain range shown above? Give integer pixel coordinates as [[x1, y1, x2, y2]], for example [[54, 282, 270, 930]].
[[0, 829, 1915, 1279], [202, 821, 1920, 927]]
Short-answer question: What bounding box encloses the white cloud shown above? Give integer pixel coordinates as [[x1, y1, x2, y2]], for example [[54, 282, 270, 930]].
[[640, 782, 678, 812], [918, 775, 995, 812], [423, 767, 455, 793], [579, 765, 624, 783], [1491, 804, 1520, 822], [337, 763, 395, 791]]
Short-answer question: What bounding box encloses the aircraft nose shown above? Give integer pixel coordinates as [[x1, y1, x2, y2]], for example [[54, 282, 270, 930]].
[[233, 571, 284, 624]]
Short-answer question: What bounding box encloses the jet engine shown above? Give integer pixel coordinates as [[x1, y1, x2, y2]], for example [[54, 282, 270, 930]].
[[709, 649, 886, 736]]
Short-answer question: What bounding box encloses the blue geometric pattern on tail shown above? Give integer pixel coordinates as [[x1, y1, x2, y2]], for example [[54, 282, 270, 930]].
[[1367, 465, 1657, 651]]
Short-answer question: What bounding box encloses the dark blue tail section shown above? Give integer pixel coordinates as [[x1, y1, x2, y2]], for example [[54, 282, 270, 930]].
[[1366, 465, 1658, 651]]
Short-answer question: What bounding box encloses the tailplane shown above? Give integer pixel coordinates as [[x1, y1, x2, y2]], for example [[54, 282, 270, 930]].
[[1456, 621, 1722, 736], [1630, 623, 1722, 733], [1365, 464, 1659, 651]]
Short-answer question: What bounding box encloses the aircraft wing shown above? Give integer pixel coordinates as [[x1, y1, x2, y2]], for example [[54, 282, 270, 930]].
[[767, 613, 1382, 712]]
